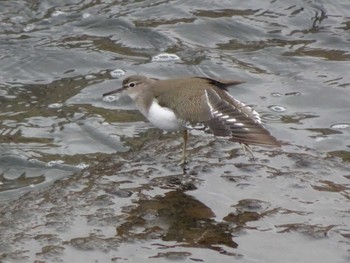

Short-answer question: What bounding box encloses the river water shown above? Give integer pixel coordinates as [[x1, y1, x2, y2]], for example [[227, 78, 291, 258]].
[[0, 0, 349, 262]]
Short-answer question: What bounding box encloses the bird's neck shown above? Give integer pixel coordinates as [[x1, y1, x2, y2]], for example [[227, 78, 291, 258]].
[[133, 90, 154, 117]]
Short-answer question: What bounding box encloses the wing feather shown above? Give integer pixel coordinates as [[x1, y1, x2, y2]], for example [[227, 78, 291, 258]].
[[204, 89, 280, 147]]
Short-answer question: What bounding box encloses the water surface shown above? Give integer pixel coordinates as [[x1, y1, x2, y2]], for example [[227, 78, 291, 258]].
[[0, 0, 349, 262]]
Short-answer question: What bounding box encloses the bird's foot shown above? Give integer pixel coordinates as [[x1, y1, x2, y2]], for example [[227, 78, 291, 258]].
[[178, 157, 189, 174], [178, 158, 188, 166], [240, 143, 255, 160]]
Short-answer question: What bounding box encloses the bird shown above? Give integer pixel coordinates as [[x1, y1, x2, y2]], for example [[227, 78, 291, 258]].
[[103, 75, 280, 165]]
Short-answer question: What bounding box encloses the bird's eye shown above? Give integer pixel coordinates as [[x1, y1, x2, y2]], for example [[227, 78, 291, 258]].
[[129, 82, 136, 87]]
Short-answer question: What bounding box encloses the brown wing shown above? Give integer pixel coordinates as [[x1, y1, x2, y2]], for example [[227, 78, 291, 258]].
[[154, 76, 279, 147], [203, 88, 280, 147], [194, 77, 244, 91]]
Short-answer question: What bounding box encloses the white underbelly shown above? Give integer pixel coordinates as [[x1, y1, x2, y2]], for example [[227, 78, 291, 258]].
[[146, 100, 184, 132]]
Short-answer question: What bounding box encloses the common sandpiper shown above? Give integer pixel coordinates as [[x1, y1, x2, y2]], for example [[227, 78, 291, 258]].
[[103, 75, 280, 165]]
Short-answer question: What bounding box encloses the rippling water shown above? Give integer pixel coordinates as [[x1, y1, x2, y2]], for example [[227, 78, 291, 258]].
[[0, 0, 349, 262]]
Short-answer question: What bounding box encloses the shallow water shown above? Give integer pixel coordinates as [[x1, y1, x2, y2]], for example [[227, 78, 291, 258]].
[[0, 0, 349, 262]]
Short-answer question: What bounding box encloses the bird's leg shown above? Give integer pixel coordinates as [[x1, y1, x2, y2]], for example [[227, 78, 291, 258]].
[[179, 129, 189, 166], [240, 143, 255, 160]]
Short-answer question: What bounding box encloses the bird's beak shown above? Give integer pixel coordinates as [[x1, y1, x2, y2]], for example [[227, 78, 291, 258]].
[[102, 87, 123, 97]]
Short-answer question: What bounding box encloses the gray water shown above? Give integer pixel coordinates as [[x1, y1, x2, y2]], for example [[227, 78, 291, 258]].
[[0, 0, 349, 262]]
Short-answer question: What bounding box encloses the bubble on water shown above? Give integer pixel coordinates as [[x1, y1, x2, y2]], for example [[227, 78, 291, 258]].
[[52, 11, 66, 17], [271, 92, 283, 97], [110, 69, 126, 78], [331, 123, 350, 129], [152, 53, 180, 62], [77, 163, 89, 169], [47, 160, 64, 167], [271, 92, 301, 97], [315, 137, 326, 142], [82, 13, 91, 19], [11, 16, 24, 22], [85, 74, 95, 80], [103, 95, 118, 103], [48, 103, 63, 109], [23, 24, 35, 32], [268, 105, 286, 112], [261, 113, 281, 122]]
